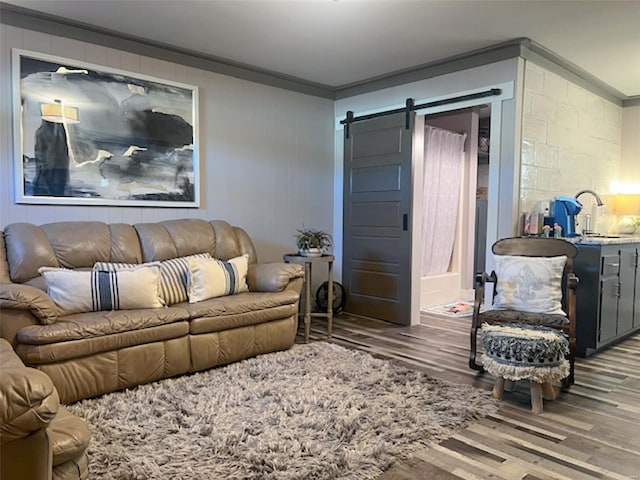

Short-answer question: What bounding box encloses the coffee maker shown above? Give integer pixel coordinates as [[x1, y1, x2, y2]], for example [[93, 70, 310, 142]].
[[551, 196, 582, 237]]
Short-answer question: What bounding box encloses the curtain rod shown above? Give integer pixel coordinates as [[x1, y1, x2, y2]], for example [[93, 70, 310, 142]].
[[341, 88, 501, 138]]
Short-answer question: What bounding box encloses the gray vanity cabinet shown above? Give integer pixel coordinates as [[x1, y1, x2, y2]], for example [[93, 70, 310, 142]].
[[574, 242, 639, 356]]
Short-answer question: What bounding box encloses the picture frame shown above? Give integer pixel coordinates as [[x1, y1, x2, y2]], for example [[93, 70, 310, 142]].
[[12, 49, 200, 207]]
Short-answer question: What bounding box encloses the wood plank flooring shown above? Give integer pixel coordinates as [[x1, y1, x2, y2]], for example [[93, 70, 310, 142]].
[[296, 313, 640, 480]]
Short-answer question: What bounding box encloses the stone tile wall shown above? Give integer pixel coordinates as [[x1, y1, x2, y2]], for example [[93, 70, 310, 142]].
[[521, 62, 622, 216]]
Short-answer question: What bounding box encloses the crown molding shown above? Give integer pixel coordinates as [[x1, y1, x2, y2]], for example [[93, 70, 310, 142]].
[[1, 3, 635, 105], [333, 39, 525, 100], [519, 39, 624, 107], [623, 97, 640, 107], [0, 2, 335, 99]]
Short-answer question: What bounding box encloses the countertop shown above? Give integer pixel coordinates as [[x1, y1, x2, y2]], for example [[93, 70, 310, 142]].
[[572, 235, 640, 246]]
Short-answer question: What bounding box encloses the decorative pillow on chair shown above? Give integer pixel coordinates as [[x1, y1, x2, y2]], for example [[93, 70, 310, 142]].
[[39, 265, 164, 314], [493, 255, 567, 315], [187, 254, 249, 303], [94, 253, 211, 305]]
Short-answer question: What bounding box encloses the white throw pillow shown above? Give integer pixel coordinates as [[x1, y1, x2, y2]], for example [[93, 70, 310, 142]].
[[493, 255, 567, 315], [94, 253, 211, 305], [39, 265, 164, 313], [187, 254, 249, 303]]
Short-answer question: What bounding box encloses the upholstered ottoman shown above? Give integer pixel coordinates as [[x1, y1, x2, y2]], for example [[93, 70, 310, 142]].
[[481, 323, 569, 413]]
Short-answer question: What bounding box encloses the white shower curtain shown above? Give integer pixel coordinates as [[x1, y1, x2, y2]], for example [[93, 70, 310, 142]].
[[420, 126, 467, 276]]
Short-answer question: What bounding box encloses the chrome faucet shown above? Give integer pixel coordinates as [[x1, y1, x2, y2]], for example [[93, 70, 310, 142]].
[[575, 189, 604, 206], [575, 190, 604, 235]]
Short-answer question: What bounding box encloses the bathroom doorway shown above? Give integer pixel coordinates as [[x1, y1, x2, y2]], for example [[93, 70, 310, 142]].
[[418, 104, 491, 308]]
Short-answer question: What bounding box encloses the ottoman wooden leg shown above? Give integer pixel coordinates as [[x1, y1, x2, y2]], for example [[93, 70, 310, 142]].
[[542, 382, 556, 400], [530, 381, 544, 414], [492, 377, 505, 400]]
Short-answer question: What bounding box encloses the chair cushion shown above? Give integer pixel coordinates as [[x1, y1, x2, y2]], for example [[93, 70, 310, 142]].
[[479, 309, 569, 328], [493, 255, 567, 315], [481, 323, 570, 383]]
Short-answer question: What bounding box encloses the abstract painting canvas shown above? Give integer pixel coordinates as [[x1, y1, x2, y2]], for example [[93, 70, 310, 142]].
[[12, 49, 199, 207]]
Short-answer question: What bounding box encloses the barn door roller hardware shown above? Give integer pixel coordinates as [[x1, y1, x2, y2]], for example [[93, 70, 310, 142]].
[[341, 88, 501, 139]]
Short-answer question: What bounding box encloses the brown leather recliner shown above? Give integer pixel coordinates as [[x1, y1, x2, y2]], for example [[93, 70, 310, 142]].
[[0, 338, 90, 480]]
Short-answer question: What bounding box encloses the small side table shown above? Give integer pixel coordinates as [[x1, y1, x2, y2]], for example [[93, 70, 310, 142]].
[[283, 254, 334, 343]]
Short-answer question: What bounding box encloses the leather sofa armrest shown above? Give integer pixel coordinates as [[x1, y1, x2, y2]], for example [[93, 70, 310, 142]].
[[0, 339, 59, 444], [247, 263, 304, 293], [0, 283, 59, 325]]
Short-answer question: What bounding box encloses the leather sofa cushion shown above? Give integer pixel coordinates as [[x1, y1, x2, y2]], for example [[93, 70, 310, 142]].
[[187, 291, 299, 334], [135, 219, 216, 262], [4, 222, 143, 283], [49, 407, 91, 467], [16, 307, 190, 345], [191, 305, 298, 334], [16, 322, 189, 365], [184, 290, 299, 319]]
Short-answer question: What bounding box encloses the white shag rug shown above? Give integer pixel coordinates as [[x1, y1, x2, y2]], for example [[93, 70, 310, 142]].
[[67, 342, 497, 480]]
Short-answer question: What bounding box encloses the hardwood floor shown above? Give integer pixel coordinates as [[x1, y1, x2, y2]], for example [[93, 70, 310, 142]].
[[296, 313, 640, 480]]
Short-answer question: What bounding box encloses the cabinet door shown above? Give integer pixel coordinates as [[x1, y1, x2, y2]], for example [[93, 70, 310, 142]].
[[634, 247, 640, 328], [599, 276, 618, 343], [618, 248, 635, 335]]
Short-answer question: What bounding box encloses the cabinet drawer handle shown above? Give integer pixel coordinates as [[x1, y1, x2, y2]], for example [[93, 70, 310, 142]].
[[606, 263, 619, 268]]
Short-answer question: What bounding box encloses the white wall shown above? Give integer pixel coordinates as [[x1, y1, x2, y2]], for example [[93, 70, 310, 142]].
[[0, 24, 335, 263], [621, 105, 640, 187], [520, 61, 623, 217]]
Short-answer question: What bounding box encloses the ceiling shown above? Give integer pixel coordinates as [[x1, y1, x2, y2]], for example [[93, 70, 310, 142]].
[[4, 0, 640, 98]]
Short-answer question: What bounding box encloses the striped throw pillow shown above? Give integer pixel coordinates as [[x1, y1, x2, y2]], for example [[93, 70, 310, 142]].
[[39, 265, 163, 314], [187, 254, 249, 303], [94, 253, 211, 306]]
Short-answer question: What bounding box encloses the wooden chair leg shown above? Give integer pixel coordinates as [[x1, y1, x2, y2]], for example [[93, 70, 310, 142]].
[[542, 382, 556, 400], [469, 326, 483, 371], [492, 377, 505, 400], [530, 382, 544, 414], [568, 339, 576, 385], [562, 341, 576, 390]]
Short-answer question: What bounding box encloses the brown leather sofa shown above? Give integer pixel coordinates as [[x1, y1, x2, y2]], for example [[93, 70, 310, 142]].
[[0, 338, 91, 480], [0, 219, 304, 405]]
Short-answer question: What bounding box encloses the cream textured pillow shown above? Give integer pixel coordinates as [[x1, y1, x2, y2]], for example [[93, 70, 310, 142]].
[[39, 265, 164, 313], [188, 254, 249, 303], [493, 255, 567, 315], [94, 253, 211, 305]]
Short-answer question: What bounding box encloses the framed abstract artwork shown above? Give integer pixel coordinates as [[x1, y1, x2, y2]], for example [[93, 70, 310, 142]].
[[12, 49, 199, 207]]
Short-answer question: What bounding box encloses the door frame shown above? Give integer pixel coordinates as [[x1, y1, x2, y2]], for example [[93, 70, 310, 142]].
[[334, 81, 518, 325]]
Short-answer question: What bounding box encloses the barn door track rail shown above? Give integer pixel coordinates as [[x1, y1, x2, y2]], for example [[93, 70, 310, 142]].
[[341, 88, 501, 139]]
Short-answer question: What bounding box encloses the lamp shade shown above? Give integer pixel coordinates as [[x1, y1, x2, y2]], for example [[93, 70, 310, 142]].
[[611, 194, 640, 216]]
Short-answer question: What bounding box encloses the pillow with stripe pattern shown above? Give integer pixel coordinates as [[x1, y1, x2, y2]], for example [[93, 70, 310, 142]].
[[94, 253, 211, 305], [38, 265, 163, 314], [187, 254, 249, 303]]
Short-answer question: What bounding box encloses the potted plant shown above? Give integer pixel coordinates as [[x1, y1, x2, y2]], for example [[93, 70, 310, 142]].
[[295, 227, 333, 257]]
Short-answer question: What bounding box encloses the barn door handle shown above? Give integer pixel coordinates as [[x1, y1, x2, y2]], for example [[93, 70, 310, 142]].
[[402, 214, 408, 231]]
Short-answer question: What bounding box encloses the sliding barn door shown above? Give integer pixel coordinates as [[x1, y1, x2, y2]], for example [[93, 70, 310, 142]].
[[343, 112, 414, 325]]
